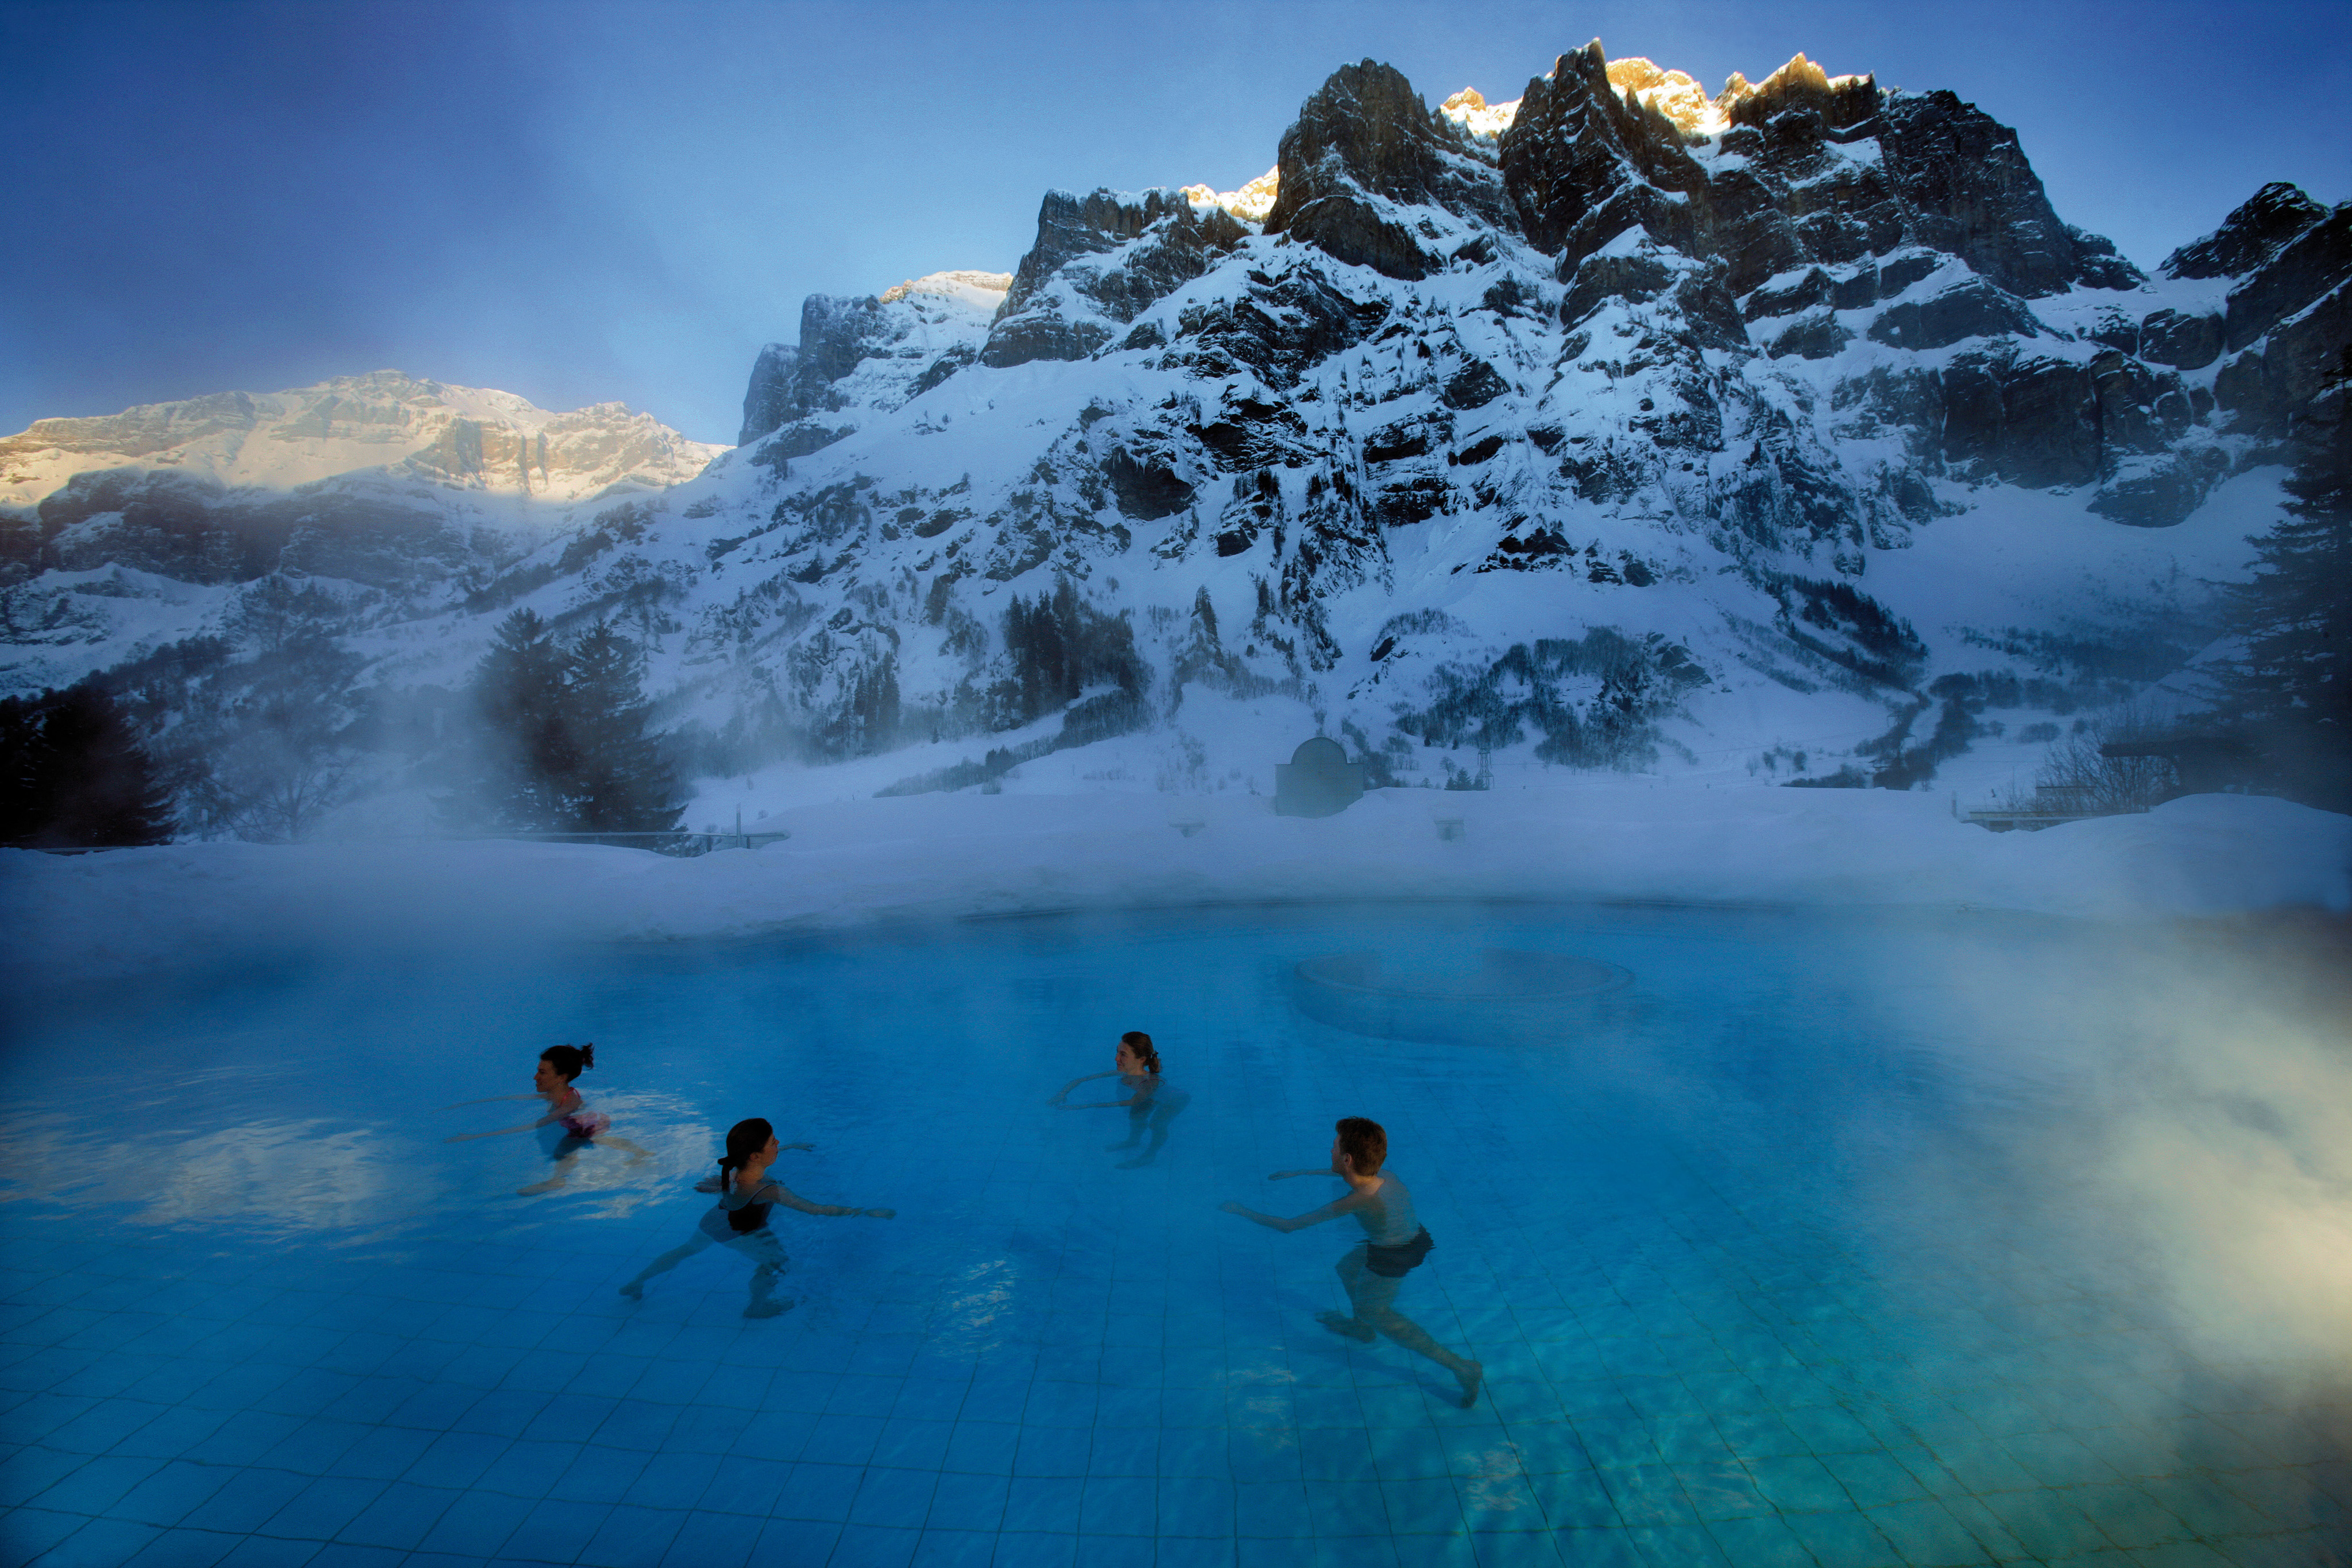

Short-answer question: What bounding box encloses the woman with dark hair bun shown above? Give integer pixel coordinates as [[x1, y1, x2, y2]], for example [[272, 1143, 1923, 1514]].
[[1049, 1030, 1191, 1168], [618, 1117, 895, 1318], [441, 1043, 651, 1195]]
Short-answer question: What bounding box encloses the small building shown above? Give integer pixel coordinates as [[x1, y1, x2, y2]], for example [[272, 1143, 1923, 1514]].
[[1275, 737, 1365, 818]]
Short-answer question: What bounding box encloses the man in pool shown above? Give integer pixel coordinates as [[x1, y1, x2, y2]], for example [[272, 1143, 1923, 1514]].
[[1220, 1116, 1482, 1408]]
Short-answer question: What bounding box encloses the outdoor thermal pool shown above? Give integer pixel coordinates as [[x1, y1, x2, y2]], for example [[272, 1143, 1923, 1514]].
[[1, 902, 2347, 1567]]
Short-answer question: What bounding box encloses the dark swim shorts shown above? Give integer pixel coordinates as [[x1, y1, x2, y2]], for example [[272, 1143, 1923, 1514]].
[[1364, 1226, 1434, 1278]]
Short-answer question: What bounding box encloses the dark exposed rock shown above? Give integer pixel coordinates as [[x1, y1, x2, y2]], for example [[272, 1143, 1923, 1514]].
[[1490, 40, 2135, 307], [735, 295, 906, 444], [2215, 280, 2352, 435], [2163, 181, 2327, 280], [1189, 395, 1314, 470], [981, 313, 1112, 369], [1765, 311, 1851, 360], [1441, 359, 1510, 410], [1745, 268, 1834, 320], [985, 188, 1249, 368], [1101, 448, 1195, 520], [1938, 350, 2102, 489], [1364, 414, 1442, 463], [33, 469, 468, 590], [758, 420, 858, 463], [1264, 61, 1514, 282], [1560, 243, 1747, 351], [2090, 353, 2192, 454], [1169, 268, 1390, 389], [1867, 278, 2044, 350], [1499, 42, 1709, 266], [1873, 90, 2138, 298], [739, 343, 799, 446], [2222, 202, 2352, 352], [2137, 308, 2223, 370], [2087, 448, 2231, 528]]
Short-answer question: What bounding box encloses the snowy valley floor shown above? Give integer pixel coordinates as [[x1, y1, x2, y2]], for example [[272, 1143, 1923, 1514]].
[[6, 787, 2347, 985]]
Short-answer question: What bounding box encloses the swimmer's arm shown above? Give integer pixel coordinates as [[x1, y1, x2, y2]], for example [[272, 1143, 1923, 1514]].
[[762, 1180, 895, 1219], [1063, 1075, 1158, 1110], [1047, 1071, 1116, 1105], [1264, 1167, 1332, 1180], [436, 1093, 539, 1110], [443, 1114, 560, 1142], [1218, 1191, 1365, 1233]]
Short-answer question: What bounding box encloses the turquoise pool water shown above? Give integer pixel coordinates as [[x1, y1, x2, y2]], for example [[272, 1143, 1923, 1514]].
[[1, 903, 2345, 1567]]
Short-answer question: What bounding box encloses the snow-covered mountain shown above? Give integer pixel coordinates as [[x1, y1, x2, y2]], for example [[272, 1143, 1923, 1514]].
[[0, 371, 721, 695], [0, 369, 721, 508], [6, 42, 2348, 810]]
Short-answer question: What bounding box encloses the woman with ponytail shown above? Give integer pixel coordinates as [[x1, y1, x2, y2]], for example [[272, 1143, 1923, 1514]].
[[1049, 1029, 1190, 1168], [618, 1117, 894, 1318], [440, 1043, 651, 1195]]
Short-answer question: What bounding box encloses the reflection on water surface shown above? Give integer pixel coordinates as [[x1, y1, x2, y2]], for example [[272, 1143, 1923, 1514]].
[[1, 903, 2346, 1565]]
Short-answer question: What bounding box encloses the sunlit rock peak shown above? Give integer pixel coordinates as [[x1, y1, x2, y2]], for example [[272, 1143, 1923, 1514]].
[[1603, 57, 1720, 133], [1438, 87, 1522, 140], [877, 270, 1013, 307], [1711, 53, 1871, 130], [1503, 48, 1865, 138], [0, 369, 722, 508], [1181, 168, 1279, 224]]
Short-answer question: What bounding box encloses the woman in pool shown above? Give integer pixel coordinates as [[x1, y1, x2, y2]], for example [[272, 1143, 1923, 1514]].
[[618, 1117, 893, 1318], [1220, 1116, 1482, 1408], [1049, 1030, 1190, 1168], [442, 1043, 651, 1195]]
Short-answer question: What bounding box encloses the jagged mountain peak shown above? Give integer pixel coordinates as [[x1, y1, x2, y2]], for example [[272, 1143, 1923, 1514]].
[[1437, 87, 1521, 141], [877, 270, 1012, 307], [1180, 169, 1279, 224], [0, 370, 721, 510]]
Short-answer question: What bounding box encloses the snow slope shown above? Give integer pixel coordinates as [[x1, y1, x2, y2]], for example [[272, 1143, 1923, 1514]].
[[5, 788, 2343, 986]]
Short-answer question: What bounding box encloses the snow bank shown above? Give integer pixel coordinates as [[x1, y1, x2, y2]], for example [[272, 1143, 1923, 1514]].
[[7, 788, 2345, 985]]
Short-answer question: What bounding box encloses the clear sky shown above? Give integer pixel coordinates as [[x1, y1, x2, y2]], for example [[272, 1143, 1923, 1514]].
[[5, 0, 2346, 447]]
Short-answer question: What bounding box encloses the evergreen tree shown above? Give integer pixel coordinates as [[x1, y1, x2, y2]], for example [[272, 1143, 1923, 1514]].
[[465, 611, 680, 833], [2213, 347, 2352, 809], [1, 682, 174, 847], [558, 622, 681, 830], [469, 609, 572, 830]]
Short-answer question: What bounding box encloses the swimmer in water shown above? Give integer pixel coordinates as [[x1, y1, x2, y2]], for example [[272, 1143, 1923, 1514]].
[[1048, 1030, 1190, 1168], [1220, 1116, 1482, 1408], [441, 1043, 651, 1195], [618, 1117, 893, 1318]]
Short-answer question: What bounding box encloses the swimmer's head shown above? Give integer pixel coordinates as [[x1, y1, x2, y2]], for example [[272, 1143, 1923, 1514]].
[[1118, 1031, 1160, 1075], [538, 1044, 594, 1086], [1334, 1116, 1386, 1176], [719, 1117, 776, 1182]]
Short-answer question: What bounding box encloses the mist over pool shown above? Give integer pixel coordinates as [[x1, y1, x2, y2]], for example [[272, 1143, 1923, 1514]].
[[5, 891, 2348, 1566]]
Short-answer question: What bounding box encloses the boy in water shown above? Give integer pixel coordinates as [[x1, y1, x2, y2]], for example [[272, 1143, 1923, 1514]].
[[1220, 1116, 1482, 1407]]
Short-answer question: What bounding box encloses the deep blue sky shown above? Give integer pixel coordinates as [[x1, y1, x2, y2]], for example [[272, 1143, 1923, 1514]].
[[6, 0, 2346, 446]]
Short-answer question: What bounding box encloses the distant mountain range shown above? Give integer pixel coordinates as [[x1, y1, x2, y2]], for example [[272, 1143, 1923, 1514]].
[[5, 41, 2346, 808]]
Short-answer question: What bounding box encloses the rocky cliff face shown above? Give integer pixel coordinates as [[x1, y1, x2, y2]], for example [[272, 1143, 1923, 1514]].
[[7, 43, 2347, 806], [0, 373, 719, 694]]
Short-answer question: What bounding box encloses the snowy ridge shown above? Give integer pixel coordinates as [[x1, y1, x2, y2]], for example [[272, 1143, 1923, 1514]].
[[3, 39, 2347, 829], [0, 370, 722, 508], [6, 790, 2344, 985]]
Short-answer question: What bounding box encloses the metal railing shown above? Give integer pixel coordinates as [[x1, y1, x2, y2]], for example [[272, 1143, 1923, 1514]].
[[20, 829, 792, 857], [498, 830, 791, 856]]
